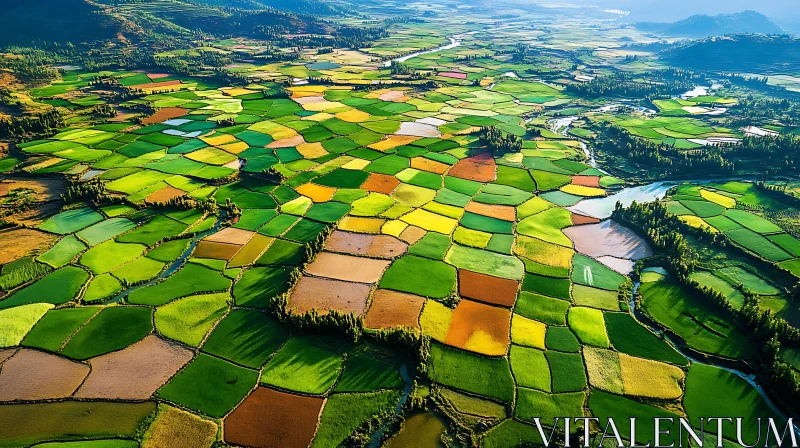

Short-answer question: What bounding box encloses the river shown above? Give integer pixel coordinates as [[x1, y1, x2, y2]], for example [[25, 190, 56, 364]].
[[568, 182, 671, 219], [383, 33, 469, 67]]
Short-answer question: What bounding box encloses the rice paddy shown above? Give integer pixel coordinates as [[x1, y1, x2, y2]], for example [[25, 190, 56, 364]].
[[0, 6, 794, 446]]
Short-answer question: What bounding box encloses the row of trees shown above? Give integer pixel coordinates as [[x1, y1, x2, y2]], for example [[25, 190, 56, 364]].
[[596, 123, 735, 176], [566, 68, 702, 99]]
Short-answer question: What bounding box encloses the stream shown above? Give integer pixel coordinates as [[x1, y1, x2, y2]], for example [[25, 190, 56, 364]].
[[383, 33, 467, 67], [107, 212, 223, 304], [628, 281, 800, 437], [369, 361, 415, 448]]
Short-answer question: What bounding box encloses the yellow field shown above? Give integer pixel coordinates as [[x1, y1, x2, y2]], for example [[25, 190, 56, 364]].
[[510, 315, 546, 349], [514, 235, 574, 268], [400, 209, 458, 234], [700, 189, 736, 208], [619, 354, 684, 399], [560, 184, 606, 197]]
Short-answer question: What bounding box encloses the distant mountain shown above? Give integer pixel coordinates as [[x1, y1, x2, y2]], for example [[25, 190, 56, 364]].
[[0, 0, 123, 45], [661, 34, 800, 74], [635, 10, 784, 37], [0, 0, 331, 45]]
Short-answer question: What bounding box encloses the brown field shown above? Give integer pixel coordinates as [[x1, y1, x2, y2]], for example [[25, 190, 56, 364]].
[[445, 300, 511, 356], [142, 107, 188, 125], [305, 252, 390, 283], [223, 387, 325, 448], [361, 173, 401, 195], [228, 234, 273, 268], [288, 276, 371, 315], [447, 153, 496, 182], [143, 405, 217, 448], [378, 90, 408, 102], [193, 241, 242, 261], [364, 289, 426, 329], [571, 175, 601, 187], [146, 186, 185, 204], [411, 157, 449, 174], [465, 202, 516, 221], [325, 231, 407, 259], [75, 335, 194, 400], [458, 270, 519, 307], [0, 349, 89, 401], [0, 348, 16, 364], [571, 213, 601, 225], [267, 135, 306, 149], [205, 228, 255, 245], [0, 228, 58, 265], [399, 226, 426, 244]]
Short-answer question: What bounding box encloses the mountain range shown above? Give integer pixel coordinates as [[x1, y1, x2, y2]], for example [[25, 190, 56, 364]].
[[635, 10, 784, 38]]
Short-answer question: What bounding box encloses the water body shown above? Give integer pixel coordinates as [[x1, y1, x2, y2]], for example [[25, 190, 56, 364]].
[[384, 35, 464, 67], [368, 362, 415, 448], [549, 116, 579, 135], [628, 282, 800, 438], [568, 182, 671, 219]]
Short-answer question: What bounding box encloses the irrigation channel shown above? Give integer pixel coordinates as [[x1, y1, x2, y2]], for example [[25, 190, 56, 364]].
[[107, 211, 224, 304]]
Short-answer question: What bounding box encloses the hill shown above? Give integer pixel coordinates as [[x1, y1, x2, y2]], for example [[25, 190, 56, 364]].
[[636, 10, 784, 37], [661, 34, 800, 73], [0, 0, 124, 45]]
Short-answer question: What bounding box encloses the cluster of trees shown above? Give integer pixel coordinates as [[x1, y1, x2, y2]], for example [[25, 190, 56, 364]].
[[727, 96, 800, 128], [61, 180, 106, 204], [724, 134, 800, 176], [92, 104, 117, 118], [390, 61, 412, 75], [0, 109, 64, 139], [612, 201, 699, 277], [596, 123, 735, 176], [477, 126, 522, 154], [566, 69, 702, 99], [1, 54, 59, 86]]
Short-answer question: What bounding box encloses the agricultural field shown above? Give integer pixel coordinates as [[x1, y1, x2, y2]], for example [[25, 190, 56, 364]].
[[0, 0, 797, 446]]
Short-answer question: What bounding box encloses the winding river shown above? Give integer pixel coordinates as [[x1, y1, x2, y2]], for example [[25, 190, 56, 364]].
[[383, 33, 469, 67]]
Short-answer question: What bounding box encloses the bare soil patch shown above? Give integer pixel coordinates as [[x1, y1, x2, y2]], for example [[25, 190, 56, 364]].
[[75, 335, 194, 400], [361, 173, 401, 195], [364, 289, 426, 329], [458, 270, 519, 307], [224, 386, 325, 448], [447, 153, 496, 182], [305, 252, 390, 283], [0, 228, 57, 265], [142, 107, 188, 125], [288, 276, 371, 315], [0, 349, 89, 401]]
